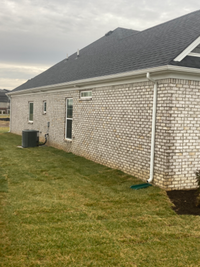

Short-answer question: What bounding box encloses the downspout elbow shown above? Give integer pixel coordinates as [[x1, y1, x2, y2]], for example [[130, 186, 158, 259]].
[[147, 72, 156, 83]]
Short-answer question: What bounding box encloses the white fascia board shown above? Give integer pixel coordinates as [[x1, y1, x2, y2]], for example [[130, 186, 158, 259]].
[[7, 65, 200, 97], [7, 66, 168, 96], [174, 36, 200, 62], [188, 52, 200, 58]]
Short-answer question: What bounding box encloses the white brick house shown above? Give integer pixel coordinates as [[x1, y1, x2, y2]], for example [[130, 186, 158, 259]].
[[0, 89, 10, 114], [8, 10, 200, 190]]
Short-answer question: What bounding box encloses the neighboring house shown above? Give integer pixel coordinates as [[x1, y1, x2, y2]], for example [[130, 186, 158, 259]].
[[7, 10, 200, 190], [0, 89, 10, 114]]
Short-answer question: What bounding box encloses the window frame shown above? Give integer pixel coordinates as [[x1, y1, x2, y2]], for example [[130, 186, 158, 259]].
[[29, 102, 34, 123], [80, 90, 92, 100], [65, 98, 73, 140], [43, 100, 47, 114]]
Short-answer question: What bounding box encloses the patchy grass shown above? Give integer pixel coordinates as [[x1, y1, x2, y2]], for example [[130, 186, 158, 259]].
[[0, 127, 9, 133], [0, 120, 9, 133], [0, 133, 200, 266]]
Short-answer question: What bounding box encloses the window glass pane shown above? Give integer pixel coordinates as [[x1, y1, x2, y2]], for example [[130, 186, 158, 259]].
[[81, 91, 92, 98], [44, 101, 46, 112], [29, 103, 33, 121], [67, 99, 73, 118], [66, 98, 73, 139], [66, 119, 72, 139]]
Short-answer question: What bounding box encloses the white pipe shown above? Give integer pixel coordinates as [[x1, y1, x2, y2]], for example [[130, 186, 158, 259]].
[[7, 95, 11, 133], [146, 73, 158, 183]]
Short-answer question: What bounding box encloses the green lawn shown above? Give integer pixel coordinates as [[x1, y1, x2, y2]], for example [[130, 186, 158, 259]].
[[0, 120, 9, 133], [0, 133, 200, 266], [0, 127, 9, 133]]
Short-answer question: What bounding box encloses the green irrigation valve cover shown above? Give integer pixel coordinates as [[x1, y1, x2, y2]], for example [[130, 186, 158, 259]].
[[130, 183, 152, 190]]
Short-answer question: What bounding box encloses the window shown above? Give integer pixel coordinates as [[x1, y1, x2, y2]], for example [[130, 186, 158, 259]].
[[29, 102, 34, 122], [80, 91, 92, 100], [43, 100, 47, 114], [65, 98, 73, 139]]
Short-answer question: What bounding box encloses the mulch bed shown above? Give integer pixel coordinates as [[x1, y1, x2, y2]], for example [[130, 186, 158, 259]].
[[167, 189, 200, 216]]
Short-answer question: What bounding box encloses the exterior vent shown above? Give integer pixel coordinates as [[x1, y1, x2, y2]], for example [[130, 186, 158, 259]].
[[105, 31, 113, 37], [22, 130, 39, 148]]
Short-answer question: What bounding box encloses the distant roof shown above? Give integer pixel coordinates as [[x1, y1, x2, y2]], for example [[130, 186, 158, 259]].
[[0, 89, 10, 102], [13, 10, 200, 92]]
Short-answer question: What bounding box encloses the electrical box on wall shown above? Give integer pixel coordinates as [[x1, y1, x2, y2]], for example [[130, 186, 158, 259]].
[[22, 130, 39, 148]]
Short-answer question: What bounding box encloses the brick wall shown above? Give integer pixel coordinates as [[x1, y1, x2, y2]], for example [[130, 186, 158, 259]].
[[10, 78, 200, 190], [164, 79, 200, 190]]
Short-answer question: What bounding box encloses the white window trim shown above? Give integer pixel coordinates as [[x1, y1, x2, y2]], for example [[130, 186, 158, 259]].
[[188, 52, 200, 58], [29, 102, 34, 123], [65, 98, 73, 140], [80, 90, 92, 100]]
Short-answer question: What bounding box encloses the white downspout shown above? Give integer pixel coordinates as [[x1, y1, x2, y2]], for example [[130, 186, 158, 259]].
[[7, 95, 11, 133], [146, 73, 158, 183]]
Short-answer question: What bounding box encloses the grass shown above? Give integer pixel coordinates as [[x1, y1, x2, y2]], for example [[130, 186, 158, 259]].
[[0, 133, 200, 266], [0, 127, 9, 133], [0, 120, 9, 133]]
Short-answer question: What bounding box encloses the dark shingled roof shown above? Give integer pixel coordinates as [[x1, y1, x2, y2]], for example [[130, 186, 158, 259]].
[[13, 10, 200, 92], [0, 89, 10, 103]]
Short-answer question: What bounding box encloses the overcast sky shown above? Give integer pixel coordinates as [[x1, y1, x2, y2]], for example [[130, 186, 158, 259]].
[[1, 0, 199, 90]]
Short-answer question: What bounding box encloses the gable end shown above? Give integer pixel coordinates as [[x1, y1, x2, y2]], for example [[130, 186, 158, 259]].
[[174, 36, 200, 62]]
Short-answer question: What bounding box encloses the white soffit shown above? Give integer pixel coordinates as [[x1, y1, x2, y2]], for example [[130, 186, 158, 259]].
[[174, 36, 200, 62]]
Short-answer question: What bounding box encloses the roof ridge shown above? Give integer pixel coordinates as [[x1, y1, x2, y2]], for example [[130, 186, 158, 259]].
[[114, 27, 139, 31], [68, 27, 136, 58], [11, 10, 200, 92], [141, 10, 200, 34], [121, 10, 200, 42]]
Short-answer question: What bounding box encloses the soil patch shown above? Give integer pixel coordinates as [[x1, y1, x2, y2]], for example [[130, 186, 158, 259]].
[[167, 189, 200, 216]]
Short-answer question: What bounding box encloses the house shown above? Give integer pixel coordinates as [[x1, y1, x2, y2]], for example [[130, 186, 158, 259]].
[[7, 10, 200, 190], [0, 89, 10, 114]]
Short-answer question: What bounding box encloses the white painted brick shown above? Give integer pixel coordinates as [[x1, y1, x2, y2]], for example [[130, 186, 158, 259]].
[[10, 78, 200, 190]]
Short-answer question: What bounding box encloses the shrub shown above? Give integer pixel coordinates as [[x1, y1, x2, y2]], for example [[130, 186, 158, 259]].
[[195, 169, 200, 186]]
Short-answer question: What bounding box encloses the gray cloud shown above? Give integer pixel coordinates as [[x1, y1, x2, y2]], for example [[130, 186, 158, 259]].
[[0, 0, 199, 90]]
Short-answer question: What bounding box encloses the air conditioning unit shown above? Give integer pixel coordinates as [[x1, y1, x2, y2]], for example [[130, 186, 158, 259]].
[[22, 130, 39, 148]]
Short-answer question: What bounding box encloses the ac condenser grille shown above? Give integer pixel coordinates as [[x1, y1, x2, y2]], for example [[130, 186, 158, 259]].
[[22, 130, 39, 148]]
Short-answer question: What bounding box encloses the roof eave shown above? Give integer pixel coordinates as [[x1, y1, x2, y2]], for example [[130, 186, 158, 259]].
[[7, 65, 200, 96]]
